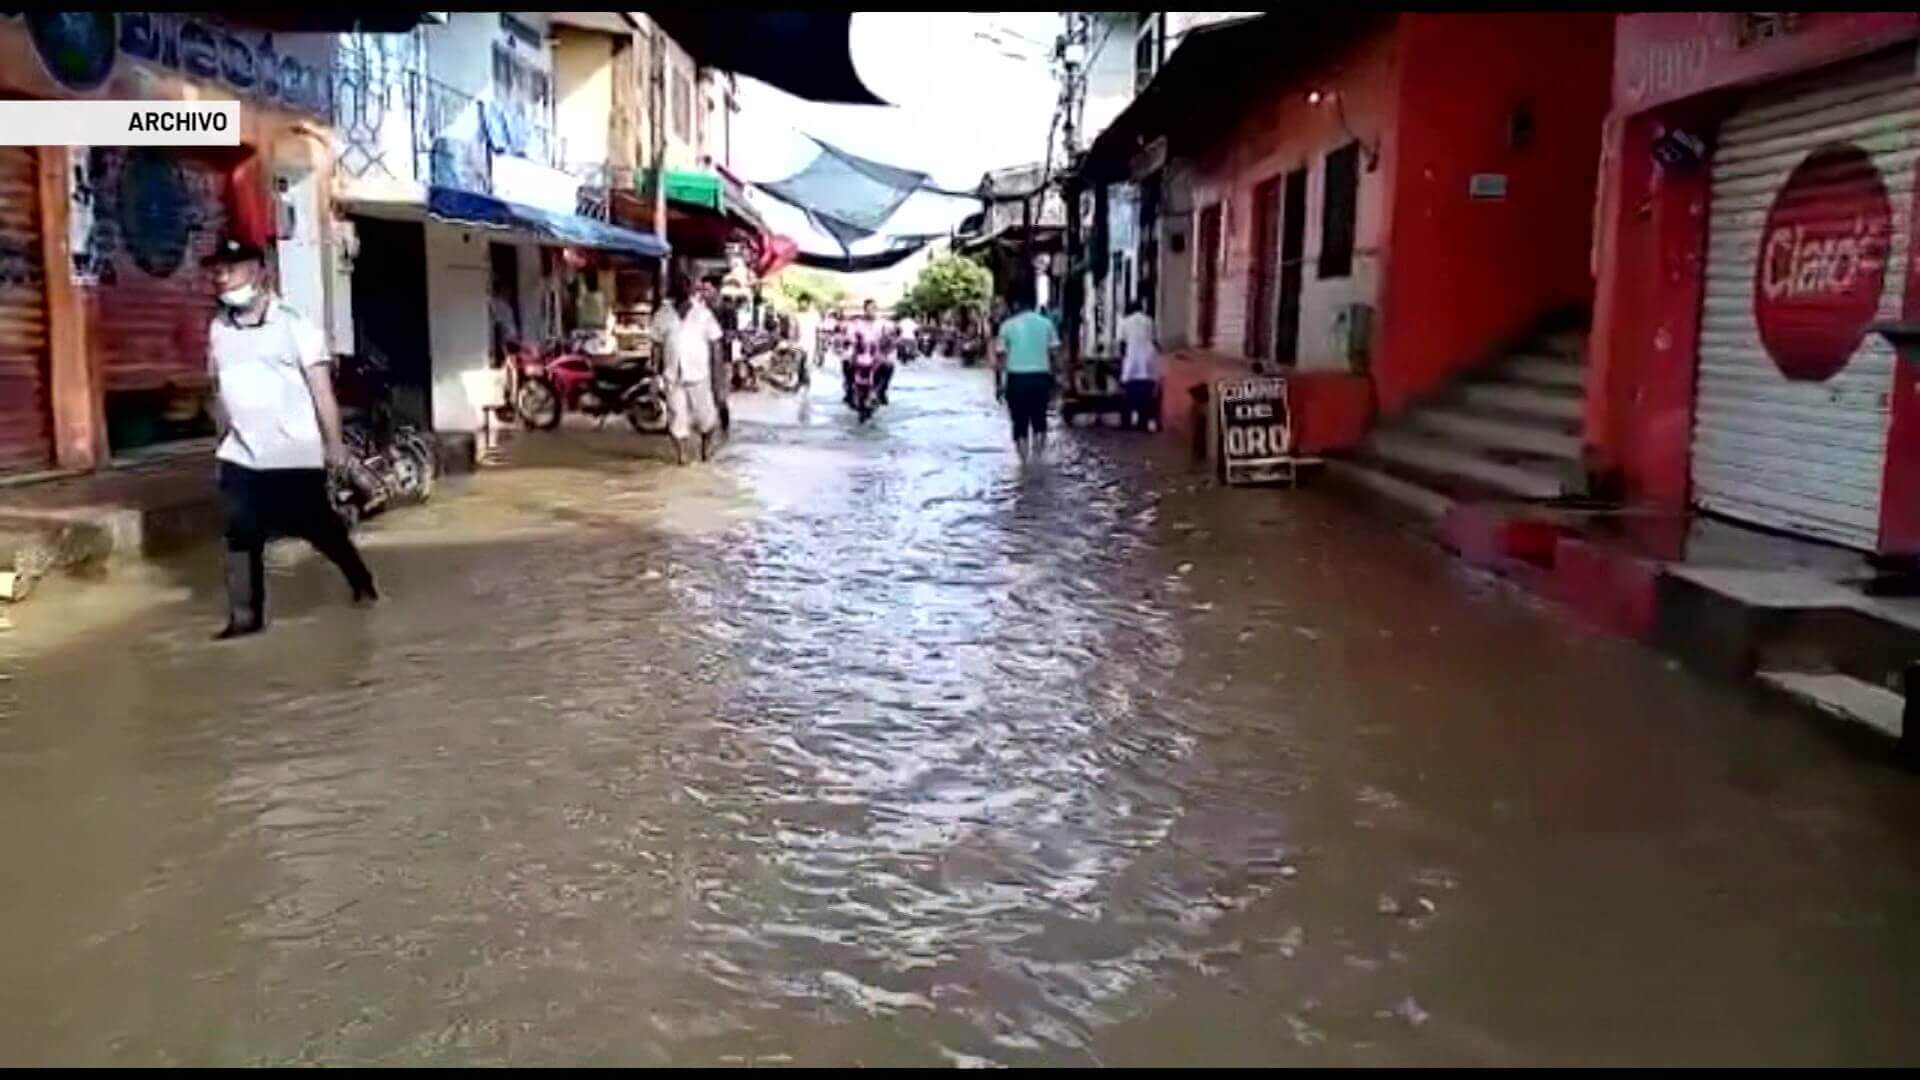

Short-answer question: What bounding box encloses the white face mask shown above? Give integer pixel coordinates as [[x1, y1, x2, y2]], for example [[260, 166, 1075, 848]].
[[219, 284, 258, 309]]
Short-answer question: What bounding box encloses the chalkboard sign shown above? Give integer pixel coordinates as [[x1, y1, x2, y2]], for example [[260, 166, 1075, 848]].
[[1216, 376, 1293, 485]]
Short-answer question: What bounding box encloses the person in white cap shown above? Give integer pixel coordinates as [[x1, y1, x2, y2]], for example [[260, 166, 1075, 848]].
[[203, 236, 377, 640]]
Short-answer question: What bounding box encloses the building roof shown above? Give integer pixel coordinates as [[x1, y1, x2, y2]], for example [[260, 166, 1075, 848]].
[[1078, 12, 1379, 183]]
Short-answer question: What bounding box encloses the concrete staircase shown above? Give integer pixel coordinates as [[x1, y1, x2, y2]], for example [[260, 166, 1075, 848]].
[[1358, 326, 1588, 504]]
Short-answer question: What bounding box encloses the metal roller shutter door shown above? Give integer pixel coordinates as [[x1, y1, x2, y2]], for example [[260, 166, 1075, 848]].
[[92, 149, 227, 392], [0, 147, 50, 474], [1692, 45, 1917, 550]]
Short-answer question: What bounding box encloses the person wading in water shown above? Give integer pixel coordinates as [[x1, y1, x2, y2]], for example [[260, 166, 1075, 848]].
[[203, 237, 377, 639], [992, 280, 1061, 467]]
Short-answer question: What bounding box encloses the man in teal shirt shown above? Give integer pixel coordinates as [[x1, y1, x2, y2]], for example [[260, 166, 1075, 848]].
[[993, 282, 1061, 466]]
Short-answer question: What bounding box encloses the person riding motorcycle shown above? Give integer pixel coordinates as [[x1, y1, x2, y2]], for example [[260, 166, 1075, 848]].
[[843, 299, 893, 408]]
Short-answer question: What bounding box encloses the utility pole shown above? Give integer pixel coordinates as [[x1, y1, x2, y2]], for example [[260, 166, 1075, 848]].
[[1056, 12, 1089, 362], [1059, 12, 1087, 163]]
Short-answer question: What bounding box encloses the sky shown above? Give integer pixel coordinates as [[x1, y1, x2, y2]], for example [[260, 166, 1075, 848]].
[[730, 11, 1064, 277]]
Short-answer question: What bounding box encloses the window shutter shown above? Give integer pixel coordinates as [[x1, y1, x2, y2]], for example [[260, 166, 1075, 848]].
[[1318, 141, 1360, 279]]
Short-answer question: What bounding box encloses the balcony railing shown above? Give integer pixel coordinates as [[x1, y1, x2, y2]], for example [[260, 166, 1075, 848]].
[[333, 34, 564, 190]]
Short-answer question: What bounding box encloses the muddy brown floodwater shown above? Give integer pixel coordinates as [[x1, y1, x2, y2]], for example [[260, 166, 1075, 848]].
[[3, 360, 1919, 1066]]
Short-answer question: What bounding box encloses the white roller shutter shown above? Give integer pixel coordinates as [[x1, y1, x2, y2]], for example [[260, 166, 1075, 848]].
[[1692, 45, 1917, 550]]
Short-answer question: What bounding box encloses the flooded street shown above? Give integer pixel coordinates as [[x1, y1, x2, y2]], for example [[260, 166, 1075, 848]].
[[4, 360, 1919, 1066]]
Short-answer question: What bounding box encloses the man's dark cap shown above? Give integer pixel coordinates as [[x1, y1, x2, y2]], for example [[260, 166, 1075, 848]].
[[201, 237, 266, 268]]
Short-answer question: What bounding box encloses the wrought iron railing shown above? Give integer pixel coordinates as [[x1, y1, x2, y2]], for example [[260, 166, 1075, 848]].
[[332, 33, 565, 190], [333, 31, 421, 182]]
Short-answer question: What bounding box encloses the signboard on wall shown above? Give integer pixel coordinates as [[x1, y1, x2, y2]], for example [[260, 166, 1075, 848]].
[[1216, 376, 1293, 485], [1753, 141, 1892, 382], [6, 12, 334, 117]]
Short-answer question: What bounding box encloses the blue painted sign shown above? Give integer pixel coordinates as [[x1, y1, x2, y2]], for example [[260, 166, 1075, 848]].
[[8, 12, 333, 117]]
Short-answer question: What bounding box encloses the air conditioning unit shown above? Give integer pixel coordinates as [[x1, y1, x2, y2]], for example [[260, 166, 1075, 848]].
[[1330, 302, 1373, 373]]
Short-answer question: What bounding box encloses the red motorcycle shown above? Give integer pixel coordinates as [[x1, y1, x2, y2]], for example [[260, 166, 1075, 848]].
[[511, 336, 668, 434], [846, 347, 883, 424]]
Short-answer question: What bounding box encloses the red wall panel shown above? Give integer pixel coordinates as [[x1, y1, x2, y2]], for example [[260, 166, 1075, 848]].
[[1377, 12, 1615, 415], [1586, 13, 1920, 518]]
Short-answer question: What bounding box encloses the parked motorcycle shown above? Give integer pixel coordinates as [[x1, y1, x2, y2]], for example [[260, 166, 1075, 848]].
[[513, 337, 668, 435], [330, 351, 438, 529], [328, 418, 436, 528], [738, 329, 806, 393]]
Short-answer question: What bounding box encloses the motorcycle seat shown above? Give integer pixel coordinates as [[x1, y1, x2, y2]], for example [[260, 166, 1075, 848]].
[[592, 356, 647, 374]]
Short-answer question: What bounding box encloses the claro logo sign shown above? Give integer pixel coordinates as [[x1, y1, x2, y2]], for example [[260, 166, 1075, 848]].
[[1754, 143, 1893, 382]]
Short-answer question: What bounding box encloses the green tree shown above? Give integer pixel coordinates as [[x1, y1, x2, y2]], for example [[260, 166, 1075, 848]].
[[769, 267, 849, 313], [901, 253, 991, 322]]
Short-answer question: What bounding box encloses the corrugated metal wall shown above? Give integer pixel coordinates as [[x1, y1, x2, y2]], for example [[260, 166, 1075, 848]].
[[1692, 46, 1915, 550], [90, 149, 228, 393], [0, 147, 50, 473]]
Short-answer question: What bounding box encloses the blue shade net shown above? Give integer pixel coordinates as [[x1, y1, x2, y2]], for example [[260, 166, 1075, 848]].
[[755, 137, 978, 255]]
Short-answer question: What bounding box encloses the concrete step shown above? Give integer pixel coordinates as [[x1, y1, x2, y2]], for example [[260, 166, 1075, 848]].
[[1365, 430, 1566, 500], [1503, 354, 1586, 391], [1322, 459, 1455, 522], [0, 518, 111, 603], [1459, 382, 1583, 425], [1407, 407, 1582, 461], [1757, 670, 1905, 740], [1541, 329, 1589, 359]]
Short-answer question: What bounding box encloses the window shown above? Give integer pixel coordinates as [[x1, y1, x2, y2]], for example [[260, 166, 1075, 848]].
[[1318, 141, 1360, 280], [492, 44, 552, 120], [1134, 24, 1156, 94], [671, 64, 692, 142]]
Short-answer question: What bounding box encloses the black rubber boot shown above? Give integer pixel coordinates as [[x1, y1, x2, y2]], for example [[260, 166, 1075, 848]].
[[214, 548, 265, 640]]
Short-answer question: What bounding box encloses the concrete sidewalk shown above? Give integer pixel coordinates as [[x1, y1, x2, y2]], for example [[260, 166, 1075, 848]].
[[1321, 458, 1918, 759], [0, 445, 224, 601]]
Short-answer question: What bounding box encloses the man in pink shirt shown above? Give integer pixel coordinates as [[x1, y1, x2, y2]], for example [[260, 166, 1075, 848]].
[[843, 299, 894, 407]]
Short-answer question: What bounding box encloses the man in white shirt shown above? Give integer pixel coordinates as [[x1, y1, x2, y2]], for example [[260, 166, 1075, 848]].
[[1117, 299, 1163, 433], [649, 283, 723, 466], [793, 296, 824, 375], [203, 237, 376, 640]]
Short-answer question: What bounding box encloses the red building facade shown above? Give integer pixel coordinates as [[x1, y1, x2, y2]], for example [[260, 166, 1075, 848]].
[[1083, 12, 1614, 452], [1586, 12, 1920, 554]]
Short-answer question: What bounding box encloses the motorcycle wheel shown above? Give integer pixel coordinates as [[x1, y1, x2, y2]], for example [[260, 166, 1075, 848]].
[[516, 379, 562, 430], [391, 442, 433, 503], [627, 394, 669, 434], [765, 354, 802, 393]]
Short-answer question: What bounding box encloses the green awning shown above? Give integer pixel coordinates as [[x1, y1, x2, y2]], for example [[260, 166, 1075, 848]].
[[663, 169, 723, 212]]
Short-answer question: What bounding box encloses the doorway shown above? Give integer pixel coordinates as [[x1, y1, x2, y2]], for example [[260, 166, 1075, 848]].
[[350, 217, 432, 427], [1246, 176, 1281, 359], [1196, 203, 1222, 349], [1274, 168, 1308, 367]]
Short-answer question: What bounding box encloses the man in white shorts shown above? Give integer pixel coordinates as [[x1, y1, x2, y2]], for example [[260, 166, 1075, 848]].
[[649, 284, 722, 465]]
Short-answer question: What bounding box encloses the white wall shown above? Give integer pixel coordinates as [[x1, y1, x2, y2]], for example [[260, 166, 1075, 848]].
[[425, 13, 497, 101], [426, 223, 494, 433], [1082, 13, 1142, 144], [275, 164, 328, 340], [661, 36, 703, 170], [427, 12, 552, 105], [553, 29, 613, 171]]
